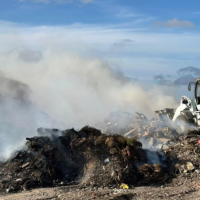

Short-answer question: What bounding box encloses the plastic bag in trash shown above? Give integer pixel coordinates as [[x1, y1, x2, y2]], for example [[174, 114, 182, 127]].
[[120, 183, 129, 189], [104, 158, 110, 164]]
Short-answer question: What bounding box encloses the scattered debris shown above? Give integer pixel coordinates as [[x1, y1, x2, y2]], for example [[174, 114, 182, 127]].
[[138, 163, 166, 184], [104, 158, 110, 164], [1, 111, 200, 196], [95, 111, 179, 147], [0, 126, 166, 194], [21, 162, 30, 169], [186, 162, 194, 171], [165, 131, 200, 177], [120, 183, 129, 189]]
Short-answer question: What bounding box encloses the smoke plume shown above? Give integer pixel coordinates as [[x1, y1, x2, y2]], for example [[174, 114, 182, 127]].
[[1, 50, 179, 124], [0, 24, 179, 161]]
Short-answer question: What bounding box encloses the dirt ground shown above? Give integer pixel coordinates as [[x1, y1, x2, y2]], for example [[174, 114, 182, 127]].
[[1, 177, 200, 200]]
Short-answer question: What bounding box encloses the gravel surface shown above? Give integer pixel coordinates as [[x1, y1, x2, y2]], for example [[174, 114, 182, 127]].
[[1, 178, 200, 200]]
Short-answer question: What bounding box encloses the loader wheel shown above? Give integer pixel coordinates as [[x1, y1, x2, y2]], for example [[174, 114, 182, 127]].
[[175, 114, 194, 134]]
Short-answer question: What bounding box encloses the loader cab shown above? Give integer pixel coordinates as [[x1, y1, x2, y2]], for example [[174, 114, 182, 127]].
[[195, 79, 200, 106], [188, 79, 200, 110]]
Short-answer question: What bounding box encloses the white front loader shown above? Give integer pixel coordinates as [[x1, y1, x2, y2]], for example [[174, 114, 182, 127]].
[[172, 78, 200, 127]]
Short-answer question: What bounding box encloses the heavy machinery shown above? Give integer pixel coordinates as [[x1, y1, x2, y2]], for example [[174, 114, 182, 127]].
[[155, 78, 200, 128]]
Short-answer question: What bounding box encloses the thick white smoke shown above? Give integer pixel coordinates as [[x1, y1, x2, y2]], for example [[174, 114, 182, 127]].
[[0, 23, 179, 161], [0, 50, 178, 125]]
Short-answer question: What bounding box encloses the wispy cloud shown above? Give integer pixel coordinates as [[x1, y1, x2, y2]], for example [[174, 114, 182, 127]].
[[80, 0, 93, 3], [154, 74, 165, 81], [35, 0, 50, 3], [0, 20, 200, 79], [177, 66, 200, 76], [95, 2, 147, 22], [114, 8, 142, 19], [111, 39, 134, 51], [153, 18, 196, 29], [54, 0, 94, 3], [16, 0, 93, 4]]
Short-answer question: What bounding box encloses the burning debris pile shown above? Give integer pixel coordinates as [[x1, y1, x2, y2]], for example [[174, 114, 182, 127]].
[[0, 128, 80, 193], [1, 111, 200, 196], [164, 131, 200, 180], [96, 111, 179, 148], [0, 126, 172, 194]]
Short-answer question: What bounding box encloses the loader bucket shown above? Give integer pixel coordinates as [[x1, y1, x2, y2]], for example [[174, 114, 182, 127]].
[[155, 108, 176, 122]]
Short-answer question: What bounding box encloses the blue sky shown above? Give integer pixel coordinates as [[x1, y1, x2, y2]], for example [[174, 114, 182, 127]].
[[0, 0, 199, 26], [1, 0, 200, 26], [1, 0, 200, 126], [1, 0, 200, 87]]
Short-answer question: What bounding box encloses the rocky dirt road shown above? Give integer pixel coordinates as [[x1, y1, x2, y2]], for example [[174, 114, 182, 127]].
[[1, 179, 200, 200]]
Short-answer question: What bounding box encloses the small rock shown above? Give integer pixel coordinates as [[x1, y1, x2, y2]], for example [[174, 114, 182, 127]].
[[187, 162, 194, 171], [162, 144, 169, 150], [156, 144, 163, 149]]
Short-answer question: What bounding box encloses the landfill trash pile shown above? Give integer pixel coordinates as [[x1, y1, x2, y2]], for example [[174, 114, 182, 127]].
[[164, 130, 200, 181], [0, 128, 81, 194], [2, 111, 200, 198], [138, 163, 166, 184], [95, 111, 180, 148], [0, 126, 172, 194], [91, 113, 200, 190]]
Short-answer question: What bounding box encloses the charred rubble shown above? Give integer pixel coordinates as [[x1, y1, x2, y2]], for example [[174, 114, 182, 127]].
[[95, 111, 179, 147], [1, 110, 200, 195], [164, 131, 200, 184], [0, 125, 172, 194]]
